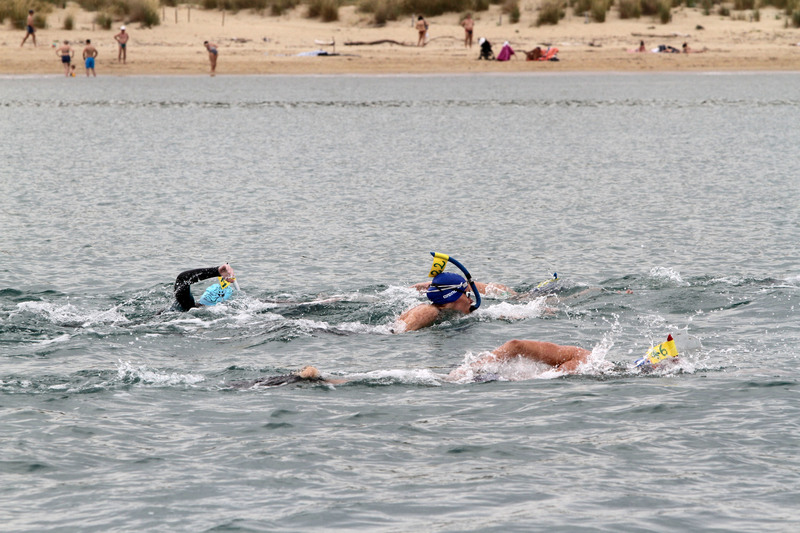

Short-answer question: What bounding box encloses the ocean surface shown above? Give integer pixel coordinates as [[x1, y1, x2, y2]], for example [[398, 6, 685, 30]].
[[1, 72, 798, 532]]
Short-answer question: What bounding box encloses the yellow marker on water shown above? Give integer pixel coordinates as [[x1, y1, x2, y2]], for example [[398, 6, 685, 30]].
[[641, 334, 679, 365], [429, 253, 450, 278]]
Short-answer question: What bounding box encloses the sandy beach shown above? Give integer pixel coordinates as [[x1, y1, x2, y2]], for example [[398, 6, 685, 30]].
[[3, 2, 800, 75]]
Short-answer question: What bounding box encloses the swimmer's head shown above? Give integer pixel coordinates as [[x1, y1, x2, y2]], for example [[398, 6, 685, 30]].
[[426, 272, 468, 305], [298, 366, 321, 380]]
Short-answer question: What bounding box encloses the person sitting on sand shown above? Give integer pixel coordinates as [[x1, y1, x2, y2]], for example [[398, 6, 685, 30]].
[[525, 47, 543, 61], [172, 263, 236, 312], [496, 41, 515, 61], [637, 40, 646, 52]]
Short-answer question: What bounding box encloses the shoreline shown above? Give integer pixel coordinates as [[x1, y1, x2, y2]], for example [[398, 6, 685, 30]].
[[3, 69, 800, 78], [2, 4, 799, 76]]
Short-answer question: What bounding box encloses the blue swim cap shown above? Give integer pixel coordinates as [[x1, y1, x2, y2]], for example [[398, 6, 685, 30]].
[[198, 283, 234, 306], [426, 272, 468, 305]]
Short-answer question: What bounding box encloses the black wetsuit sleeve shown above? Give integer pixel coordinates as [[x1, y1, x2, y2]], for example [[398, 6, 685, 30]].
[[173, 266, 220, 311], [251, 374, 325, 387]]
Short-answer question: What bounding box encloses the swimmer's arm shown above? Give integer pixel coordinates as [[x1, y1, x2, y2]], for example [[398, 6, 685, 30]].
[[395, 304, 440, 332], [174, 266, 225, 290], [490, 340, 590, 372]]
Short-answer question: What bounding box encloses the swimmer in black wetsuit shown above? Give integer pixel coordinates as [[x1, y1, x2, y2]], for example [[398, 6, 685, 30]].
[[233, 366, 347, 388], [173, 263, 236, 311]]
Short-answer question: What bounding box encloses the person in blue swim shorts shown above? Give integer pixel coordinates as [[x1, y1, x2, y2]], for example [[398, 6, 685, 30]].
[[171, 263, 237, 312], [83, 39, 98, 77]]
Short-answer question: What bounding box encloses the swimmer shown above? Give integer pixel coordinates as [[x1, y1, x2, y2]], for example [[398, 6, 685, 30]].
[[397, 252, 513, 332], [448, 334, 678, 380], [395, 272, 481, 332], [172, 263, 236, 312], [233, 366, 347, 388]]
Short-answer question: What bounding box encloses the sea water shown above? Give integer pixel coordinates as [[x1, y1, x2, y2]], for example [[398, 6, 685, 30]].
[[1, 73, 799, 532]]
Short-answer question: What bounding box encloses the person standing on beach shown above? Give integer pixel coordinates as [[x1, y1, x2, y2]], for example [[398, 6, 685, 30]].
[[20, 10, 36, 47], [114, 26, 128, 64], [83, 39, 98, 77], [56, 41, 73, 77], [415, 16, 427, 47], [204, 41, 218, 76], [461, 13, 474, 48]]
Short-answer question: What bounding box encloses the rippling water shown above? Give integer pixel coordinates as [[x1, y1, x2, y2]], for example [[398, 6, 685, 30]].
[[1, 73, 799, 532]]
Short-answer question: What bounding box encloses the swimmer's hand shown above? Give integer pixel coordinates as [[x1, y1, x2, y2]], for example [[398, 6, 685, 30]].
[[218, 263, 235, 282]]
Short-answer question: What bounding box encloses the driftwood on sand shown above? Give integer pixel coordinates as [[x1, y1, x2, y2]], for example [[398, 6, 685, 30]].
[[345, 39, 416, 47], [345, 36, 461, 47]]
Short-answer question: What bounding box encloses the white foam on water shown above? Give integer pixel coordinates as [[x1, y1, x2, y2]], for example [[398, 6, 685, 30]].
[[783, 274, 800, 285], [336, 368, 443, 386], [115, 360, 205, 387], [648, 266, 690, 286], [12, 301, 130, 327], [474, 298, 549, 321], [34, 334, 72, 346]]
